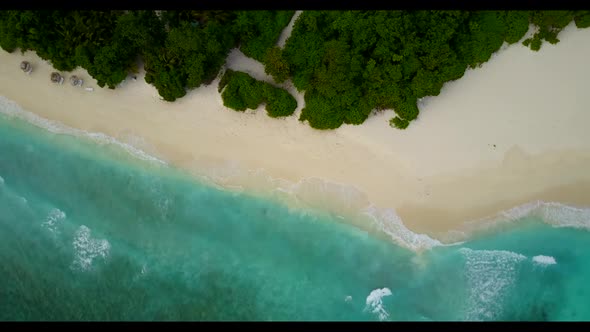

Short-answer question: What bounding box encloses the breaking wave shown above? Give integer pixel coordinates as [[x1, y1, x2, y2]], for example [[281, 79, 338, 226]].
[[362, 205, 442, 251], [70, 225, 111, 271], [532, 255, 557, 266], [460, 248, 527, 321], [464, 200, 590, 238], [365, 288, 392, 321], [498, 201, 590, 229], [268, 176, 444, 252]]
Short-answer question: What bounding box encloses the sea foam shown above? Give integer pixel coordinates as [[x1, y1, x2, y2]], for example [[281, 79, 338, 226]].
[[465, 200, 590, 237], [71, 225, 111, 271], [42, 208, 66, 235], [532, 255, 557, 266], [363, 205, 442, 252], [365, 288, 392, 321], [274, 175, 444, 252], [0, 95, 166, 165], [497, 201, 590, 228], [460, 248, 527, 321]]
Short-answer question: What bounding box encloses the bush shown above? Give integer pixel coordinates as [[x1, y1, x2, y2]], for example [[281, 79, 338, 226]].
[[522, 38, 532, 47], [394, 99, 419, 121], [223, 71, 265, 110], [343, 101, 373, 125], [263, 84, 297, 117], [575, 11, 590, 28], [217, 69, 234, 93], [220, 70, 297, 118], [390, 117, 409, 129], [220, 78, 250, 111], [530, 37, 542, 51], [299, 91, 345, 129], [263, 46, 290, 83]]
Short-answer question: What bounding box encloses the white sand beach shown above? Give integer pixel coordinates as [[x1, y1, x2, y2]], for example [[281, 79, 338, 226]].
[[2, 21, 590, 248]]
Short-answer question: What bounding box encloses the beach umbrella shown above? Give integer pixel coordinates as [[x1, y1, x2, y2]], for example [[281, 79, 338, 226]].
[[20, 61, 32, 74], [70, 75, 83, 87], [50, 72, 64, 84]]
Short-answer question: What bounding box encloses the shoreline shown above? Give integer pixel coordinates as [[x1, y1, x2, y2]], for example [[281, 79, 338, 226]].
[[2, 22, 590, 250]]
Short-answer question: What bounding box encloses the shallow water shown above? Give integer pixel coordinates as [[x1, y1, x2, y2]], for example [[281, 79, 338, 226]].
[[1, 100, 589, 321]]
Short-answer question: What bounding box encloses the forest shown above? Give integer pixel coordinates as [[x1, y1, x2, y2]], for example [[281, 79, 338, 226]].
[[1, 10, 589, 129]]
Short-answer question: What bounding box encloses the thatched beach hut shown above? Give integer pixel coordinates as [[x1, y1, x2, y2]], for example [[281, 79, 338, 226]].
[[70, 75, 83, 87], [20, 61, 32, 74], [50, 72, 64, 84]]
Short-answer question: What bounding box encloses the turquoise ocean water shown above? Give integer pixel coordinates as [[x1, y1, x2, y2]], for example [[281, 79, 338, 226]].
[[1, 97, 590, 321]]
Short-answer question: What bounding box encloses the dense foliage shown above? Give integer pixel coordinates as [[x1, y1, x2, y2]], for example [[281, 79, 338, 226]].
[[0, 10, 291, 101], [1, 10, 589, 129], [263, 46, 291, 83], [283, 10, 590, 129], [219, 69, 297, 118], [390, 117, 409, 130], [233, 11, 294, 62]]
